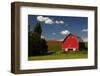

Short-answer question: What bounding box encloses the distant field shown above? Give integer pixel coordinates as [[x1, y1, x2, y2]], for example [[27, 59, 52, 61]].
[[47, 40, 62, 51], [28, 40, 88, 61]]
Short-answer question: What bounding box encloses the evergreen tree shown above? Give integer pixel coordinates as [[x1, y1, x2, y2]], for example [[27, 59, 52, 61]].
[[34, 22, 42, 37], [28, 21, 48, 56]]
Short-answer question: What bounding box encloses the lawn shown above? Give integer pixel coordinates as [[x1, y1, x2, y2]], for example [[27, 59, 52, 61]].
[[28, 51, 88, 61], [28, 40, 88, 61]]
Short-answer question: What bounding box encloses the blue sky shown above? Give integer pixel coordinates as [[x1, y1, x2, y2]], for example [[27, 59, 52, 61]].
[[28, 15, 88, 41]]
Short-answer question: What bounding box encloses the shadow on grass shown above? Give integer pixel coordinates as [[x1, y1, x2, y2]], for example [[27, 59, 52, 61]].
[[30, 52, 55, 56], [29, 50, 88, 57]]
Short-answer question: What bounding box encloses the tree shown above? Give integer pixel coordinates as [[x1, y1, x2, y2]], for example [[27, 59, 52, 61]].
[[28, 32, 42, 56], [40, 39, 48, 54], [77, 36, 88, 51], [28, 32, 48, 56], [34, 22, 42, 37], [28, 22, 48, 56]]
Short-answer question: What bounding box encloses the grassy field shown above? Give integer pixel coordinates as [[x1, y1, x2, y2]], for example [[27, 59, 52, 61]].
[[28, 40, 88, 61], [28, 51, 88, 60]]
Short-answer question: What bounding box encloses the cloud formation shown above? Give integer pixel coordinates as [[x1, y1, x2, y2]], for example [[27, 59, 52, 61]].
[[45, 18, 54, 24], [37, 16, 54, 24], [60, 30, 70, 35], [55, 20, 64, 24], [52, 32, 56, 35], [37, 16, 64, 24], [82, 29, 88, 32]]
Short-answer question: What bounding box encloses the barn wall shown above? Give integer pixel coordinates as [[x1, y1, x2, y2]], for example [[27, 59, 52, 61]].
[[62, 35, 79, 49]]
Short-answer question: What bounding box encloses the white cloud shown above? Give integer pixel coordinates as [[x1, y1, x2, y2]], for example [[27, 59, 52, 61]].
[[55, 21, 59, 24], [37, 16, 45, 22], [43, 17, 49, 21], [82, 29, 88, 32], [52, 32, 56, 35], [55, 20, 64, 24], [60, 21, 64, 24], [60, 30, 70, 35], [37, 16, 53, 24], [45, 18, 54, 24], [37, 16, 64, 25]]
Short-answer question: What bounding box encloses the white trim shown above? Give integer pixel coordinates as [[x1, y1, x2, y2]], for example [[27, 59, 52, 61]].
[[65, 48, 68, 51], [73, 48, 76, 51]]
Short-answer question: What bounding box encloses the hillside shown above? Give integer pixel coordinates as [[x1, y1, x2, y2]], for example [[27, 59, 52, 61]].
[[47, 40, 62, 51]]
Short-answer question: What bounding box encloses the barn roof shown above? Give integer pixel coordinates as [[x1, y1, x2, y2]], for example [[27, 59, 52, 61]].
[[63, 33, 74, 42], [62, 33, 83, 42]]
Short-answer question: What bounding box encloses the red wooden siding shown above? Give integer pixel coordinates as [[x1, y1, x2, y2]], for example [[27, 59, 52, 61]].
[[62, 34, 79, 50]]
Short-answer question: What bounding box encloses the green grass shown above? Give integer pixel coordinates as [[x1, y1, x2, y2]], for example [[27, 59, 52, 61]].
[[28, 51, 88, 61], [28, 40, 88, 60]]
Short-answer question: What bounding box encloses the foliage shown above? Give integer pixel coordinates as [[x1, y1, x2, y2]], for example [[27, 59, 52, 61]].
[[33, 22, 42, 37], [79, 42, 88, 50], [40, 39, 48, 54], [28, 22, 48, 56], [76, 36, 88, 50]]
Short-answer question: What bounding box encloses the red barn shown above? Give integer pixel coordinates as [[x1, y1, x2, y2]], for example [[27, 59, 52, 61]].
[[62, 34, 79, 51]]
